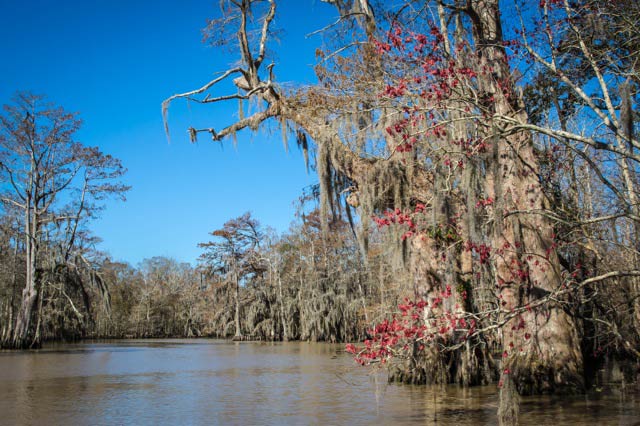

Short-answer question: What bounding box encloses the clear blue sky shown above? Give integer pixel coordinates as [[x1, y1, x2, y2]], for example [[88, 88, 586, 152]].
[[1, 1, 337, 265]]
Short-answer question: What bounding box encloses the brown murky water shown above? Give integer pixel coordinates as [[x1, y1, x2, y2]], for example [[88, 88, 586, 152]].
[[0, 339, 638, 425]]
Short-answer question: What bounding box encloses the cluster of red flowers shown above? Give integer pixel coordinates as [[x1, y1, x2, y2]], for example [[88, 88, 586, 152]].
[[372, 208, 416, 230], [374, 22, 489, 157], [475, 197, 494, 208], [347, 290, 479, 365], [464, 241, 492, 264], [452, 137, 490, 157]]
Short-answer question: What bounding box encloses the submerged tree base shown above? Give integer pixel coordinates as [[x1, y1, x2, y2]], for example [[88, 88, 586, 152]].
[[498, 372, 520, 426], [508, 351, 585, 396], [387, 342, 496, 387]]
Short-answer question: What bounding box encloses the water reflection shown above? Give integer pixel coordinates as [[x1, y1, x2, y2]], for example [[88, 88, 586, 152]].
[[0, 340, 638, 425]]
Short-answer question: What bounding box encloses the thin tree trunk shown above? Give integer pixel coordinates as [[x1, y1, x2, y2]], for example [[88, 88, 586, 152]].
[[2, 239, 19, 345], [12, 205, 39, 349], [234, 271, 242, 339], [276, 272, 289, 341]]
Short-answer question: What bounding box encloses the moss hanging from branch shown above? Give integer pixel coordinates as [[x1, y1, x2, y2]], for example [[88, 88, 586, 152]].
[[317, 142, 335, 236], [296, 129, 310, 173]]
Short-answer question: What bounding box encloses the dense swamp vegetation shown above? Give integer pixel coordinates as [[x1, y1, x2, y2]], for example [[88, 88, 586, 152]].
[[2, 0, 640, 424]]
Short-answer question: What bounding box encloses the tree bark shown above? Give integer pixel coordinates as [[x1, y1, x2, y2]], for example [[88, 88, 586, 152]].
[[472, 0, 584, 394], [12, 205, 39, 349], [234, 271, 242, 339]]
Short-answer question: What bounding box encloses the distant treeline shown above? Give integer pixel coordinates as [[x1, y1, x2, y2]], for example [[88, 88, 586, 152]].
[[1, 207, 393, 345], [86, 210, 385, 343]]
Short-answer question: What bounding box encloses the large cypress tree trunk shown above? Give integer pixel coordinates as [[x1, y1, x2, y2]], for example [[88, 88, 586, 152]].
[[473, 0, 583, 394]]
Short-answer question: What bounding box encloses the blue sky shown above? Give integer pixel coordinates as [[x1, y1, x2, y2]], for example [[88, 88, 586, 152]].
[[1, 1, 337, 265]]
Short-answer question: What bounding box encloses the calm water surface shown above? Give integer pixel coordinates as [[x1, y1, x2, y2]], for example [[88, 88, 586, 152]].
[[0, 339, 638, 425]]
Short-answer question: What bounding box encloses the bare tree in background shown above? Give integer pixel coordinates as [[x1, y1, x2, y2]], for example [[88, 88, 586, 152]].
[[0, 92, 128, 348], [199, 212, 263, 339]]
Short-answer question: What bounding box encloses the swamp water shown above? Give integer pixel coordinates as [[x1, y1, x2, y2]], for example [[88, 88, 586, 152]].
[[0, 339, 638, 425]]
